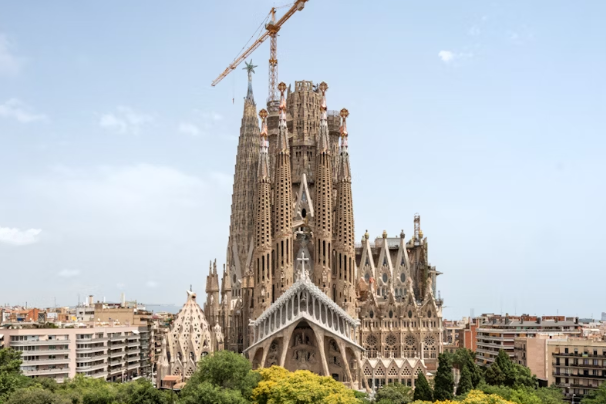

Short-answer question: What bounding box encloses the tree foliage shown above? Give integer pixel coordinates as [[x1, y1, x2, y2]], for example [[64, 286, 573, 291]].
[[180, 350, 259, 404], [434, 354, 454, 401], [473, 384, 564, 404], [581, 382, 606, 404], [457, 364, 474, 396], [0, 348, 31, 403], [252, 366, 359, 404], [413, 372, 433, 402], [411, 389, 518, 403], [375, 382, 412, 404], [484, 350, 536, 389]]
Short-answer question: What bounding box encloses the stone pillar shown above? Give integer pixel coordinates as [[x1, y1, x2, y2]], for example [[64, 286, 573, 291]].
[[279, 324, 296, 367], [337, 340, 354, 387], [309, 324, 330, 376]]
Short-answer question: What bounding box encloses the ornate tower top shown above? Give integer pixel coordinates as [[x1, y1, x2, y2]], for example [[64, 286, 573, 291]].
[[277, 82, 289, 153], [317, 82, 330, 153], [258, 109, 270, 180], [243, 59, 257, 104]]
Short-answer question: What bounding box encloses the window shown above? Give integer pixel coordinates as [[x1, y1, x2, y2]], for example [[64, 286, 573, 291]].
[[400, 273, 405, 283]]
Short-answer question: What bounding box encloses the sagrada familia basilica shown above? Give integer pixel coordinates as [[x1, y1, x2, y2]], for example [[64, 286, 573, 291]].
[[158, 63, 444, 390]]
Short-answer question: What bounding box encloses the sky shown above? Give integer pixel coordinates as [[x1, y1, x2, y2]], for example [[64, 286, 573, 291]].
[[0, 1, 604, 319]]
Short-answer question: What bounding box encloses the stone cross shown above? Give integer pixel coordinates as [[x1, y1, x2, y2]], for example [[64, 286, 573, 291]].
[[297, 252, 310, 280]]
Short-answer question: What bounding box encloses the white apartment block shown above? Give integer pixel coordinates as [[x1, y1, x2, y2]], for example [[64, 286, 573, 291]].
[[0, 325, 151, 383]]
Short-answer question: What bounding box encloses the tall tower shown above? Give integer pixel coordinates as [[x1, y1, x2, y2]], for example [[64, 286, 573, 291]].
[[333, 109, 356, 317], [313, 82, 333, 296], [227, 61, 260, 293], [253, 109, 273, 319], [272, 82, 294, 301]]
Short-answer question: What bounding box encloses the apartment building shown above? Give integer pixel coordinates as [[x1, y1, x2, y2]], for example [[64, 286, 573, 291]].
[[476, 315, 581, 365], [550, 339, 606, 401], [0, 325, 151, 383]]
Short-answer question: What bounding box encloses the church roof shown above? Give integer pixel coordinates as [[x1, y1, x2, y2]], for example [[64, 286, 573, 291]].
[[245, 262, 362, 353]]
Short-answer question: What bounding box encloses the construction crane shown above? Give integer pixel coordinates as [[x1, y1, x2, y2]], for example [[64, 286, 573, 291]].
[[211, 0, 308, 102]]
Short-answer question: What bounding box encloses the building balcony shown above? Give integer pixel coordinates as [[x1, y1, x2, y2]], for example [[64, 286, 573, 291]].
[[10, 340, 70, 346], [108, 342, 125, 349], [22, 368, 70, 376], [126, 356, 139, 363], [90, 371, 108, 379], [20, 349, 70, 356], [110, 336, 126, 342], [108, 367, 124, 376], [76, 346, 106, 353], [126, 342, 139, 348], [22, 358, 70, 366], [77, 354, 108, 363], [76, 362, 107, 372]]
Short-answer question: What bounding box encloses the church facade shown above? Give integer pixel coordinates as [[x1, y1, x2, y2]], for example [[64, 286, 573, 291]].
[[203, 68, 444, 390]]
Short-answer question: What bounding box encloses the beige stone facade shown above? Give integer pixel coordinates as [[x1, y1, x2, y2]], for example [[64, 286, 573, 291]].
[[156, 290, 220, 386], [202, 73, 444, 389], [514, 336, 606, 400]]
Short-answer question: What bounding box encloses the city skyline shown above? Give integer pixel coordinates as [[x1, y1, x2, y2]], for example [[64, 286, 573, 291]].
[[0, 1, 604, 319]]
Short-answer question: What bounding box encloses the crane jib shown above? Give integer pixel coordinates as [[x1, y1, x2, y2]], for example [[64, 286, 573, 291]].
[[210, 0, 308, 90]]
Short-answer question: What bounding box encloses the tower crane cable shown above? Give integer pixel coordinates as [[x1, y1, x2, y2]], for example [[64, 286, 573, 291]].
[[211, 0, 308, 100], [230, 13, 271, 66]]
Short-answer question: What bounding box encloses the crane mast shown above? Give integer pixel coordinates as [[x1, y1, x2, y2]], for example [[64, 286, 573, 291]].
[[211, 0, 308, 103]]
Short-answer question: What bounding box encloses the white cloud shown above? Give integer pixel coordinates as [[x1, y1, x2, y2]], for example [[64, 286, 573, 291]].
[[0, 99, 47, 123], [58, 269, 80, 278], [146, 280, 158, 288], [0, 34, 23, 76], [438, 50, 455, 63], [117, 283, 126, 289], [0, 226, 42, 246], [438, 50, 474, 64], [178, 122, 201, 137], [99, 106, 152, 135]]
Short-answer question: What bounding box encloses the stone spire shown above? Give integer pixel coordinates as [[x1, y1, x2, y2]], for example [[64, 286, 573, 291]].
[[334, 108, 356, 316], [253, 109, 273, 319], [227, 64, 260, 292], [314, 82, 334, 296], [272, 82, 294, 301], [205, 260, 220, 328]]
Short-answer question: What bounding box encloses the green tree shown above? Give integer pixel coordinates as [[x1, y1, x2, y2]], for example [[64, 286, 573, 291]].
[[375, 382, 412, 404], [186, 350, 252, 391], [485, 361, 507, 386], [116, 378, 168, 404], [412, 372, 433, 402], [181, 350, 258, 404], [581, 382, 606, 404], [457, 363, 474, 396], [433, 353, 454, 400], [179, 382, 248, 404], [5, 387, 70, 404], [0, 348, 32, 402], [484, 350, 536, 388]]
